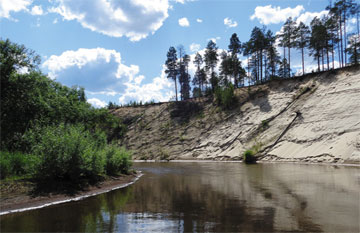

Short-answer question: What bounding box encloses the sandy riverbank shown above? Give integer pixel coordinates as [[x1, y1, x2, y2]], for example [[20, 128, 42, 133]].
[[0, 172, 142, 216]]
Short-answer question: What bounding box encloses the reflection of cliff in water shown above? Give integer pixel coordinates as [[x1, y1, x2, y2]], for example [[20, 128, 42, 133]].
[[1, 163, 359, 232], [120, 163, 359, 232]]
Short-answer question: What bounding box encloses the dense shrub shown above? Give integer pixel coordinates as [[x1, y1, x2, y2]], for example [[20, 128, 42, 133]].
[[243, 149, 257, 164], [24, 124, 107, 182], [215, 83, 235, 109], [105, 145, 132, 175], [0, 151, 39, 179]]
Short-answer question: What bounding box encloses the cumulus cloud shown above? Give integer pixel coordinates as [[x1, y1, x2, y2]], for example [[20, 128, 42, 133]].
[[250, 5, 304, 25], [296, 10, 328, 25], [88, 98, 107, 108], [189, 43, 200, 52], [178, 17, 189, 27], [224, 17, 237, 28], [196, 18, 202, 23], [42, 47, 174, 105], [30, 5, 43, 15], [119, 65, 174, 104], [49, 0, 169, 41], [0, 0, 32, 19]]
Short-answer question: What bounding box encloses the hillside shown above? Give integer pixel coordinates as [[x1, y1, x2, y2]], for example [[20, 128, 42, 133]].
[[112, 66, 360, 164]]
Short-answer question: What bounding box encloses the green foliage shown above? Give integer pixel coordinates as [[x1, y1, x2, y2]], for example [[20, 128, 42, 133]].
[[215, 83, 236, 109], [0, 39, 127, 152], [105, 145, 132, 175], [158, 149, 170, 161], [261, 120, 269, 129], [243, 149, 257, 164], [0, 151, 39, 179], [24, 124, 107, 182]]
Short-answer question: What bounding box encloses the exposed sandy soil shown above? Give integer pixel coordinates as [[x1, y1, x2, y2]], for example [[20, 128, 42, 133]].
[[0, 172, 142, 215], [113, 66, 360, 164]]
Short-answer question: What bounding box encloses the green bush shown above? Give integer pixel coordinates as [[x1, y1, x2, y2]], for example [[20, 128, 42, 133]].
[[104, 145, 132, 175], [25, 124, 107, 182], [261, 120, 269, 129], [0, 151, 39, 179], [215, 83, 235, 109], [243, 149, 257, 164]]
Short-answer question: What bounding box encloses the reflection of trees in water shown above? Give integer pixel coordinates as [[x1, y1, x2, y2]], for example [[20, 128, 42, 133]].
[[1, 163, 359, 232], [0, 187, 133, 232]]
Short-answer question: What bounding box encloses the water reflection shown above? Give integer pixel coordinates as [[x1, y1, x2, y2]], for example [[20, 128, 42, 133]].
[[1, 162, 359, 232]]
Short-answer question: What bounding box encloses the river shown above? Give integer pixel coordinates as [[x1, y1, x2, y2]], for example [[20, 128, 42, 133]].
[[1, 162, 359, 232]]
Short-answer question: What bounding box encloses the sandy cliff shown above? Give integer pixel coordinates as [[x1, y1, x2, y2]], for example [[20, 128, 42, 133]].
[[112, 66, 360, 164]]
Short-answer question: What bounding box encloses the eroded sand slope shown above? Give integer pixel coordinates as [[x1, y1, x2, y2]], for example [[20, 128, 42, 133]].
[[113, 66, 360, 163]]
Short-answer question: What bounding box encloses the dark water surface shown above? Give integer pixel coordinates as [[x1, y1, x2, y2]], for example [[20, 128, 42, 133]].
[[1, 162, 359, 232]]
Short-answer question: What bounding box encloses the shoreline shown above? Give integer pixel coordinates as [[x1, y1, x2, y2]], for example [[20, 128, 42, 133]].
[[0, 172, 142, 216], [133, 159, 360, 167]]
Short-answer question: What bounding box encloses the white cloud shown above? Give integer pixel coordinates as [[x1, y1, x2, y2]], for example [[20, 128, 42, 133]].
[[250, 5, 304, 25], [53, 18, 58, 24], [296, 10, 328, 25], [173, 0, 196, 4], [346, 17, 357, 34], [178, 17, 189, 27], [196, 18, 202, 23], [42, 48, 174, 105], [207, 37, 221, 43], [88, 98, 107, 108], [49, 0, 169, 41], [224, 17, 237, 28], [0, 0, 32, 19], [189, 43, 200, 52], [119, 65, 174, 104], [30, 5, 43, 15]]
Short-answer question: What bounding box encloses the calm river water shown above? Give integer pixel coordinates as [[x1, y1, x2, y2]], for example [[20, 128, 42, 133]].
[[1, 162, 359, 232]]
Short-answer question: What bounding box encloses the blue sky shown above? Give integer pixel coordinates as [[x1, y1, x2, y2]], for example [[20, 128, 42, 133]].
[[1, 0, 356, 107]]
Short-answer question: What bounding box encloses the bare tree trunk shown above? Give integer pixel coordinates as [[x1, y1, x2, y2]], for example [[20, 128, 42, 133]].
[[322, 49, 325, 71], [340, 18, 344, 67], [260, 50, 263, 82], [301, 47, 305, 75], [288, 46, 291, 77], [318, 55, 320, 72], [247, 56, 250, 77], [326, 42, 330, 71], [332, 42, 335, 69], [175, 77, 178, 101], [344, 10, 347, 66], [337, 29, 342, 67]]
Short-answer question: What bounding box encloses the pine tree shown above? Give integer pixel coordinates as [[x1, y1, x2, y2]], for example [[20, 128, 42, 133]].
[[346, 34, 360, 64], [204, 40, 219, 92], [179, 54, 191, 100], [192, 68, 207, 94], [295, 22, 311, 75], [219, 51, 232, 86], [228, 33, 242, 87], [193, 52, 204, 94], [277, 58, 291, 78], [265, 30, 280, 79], [246, 27, 266, 83], [177, 46, 190, 101], [282, 17, 297, 75], [309, 17, 328, 72], [165, 46, 178, 101]]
